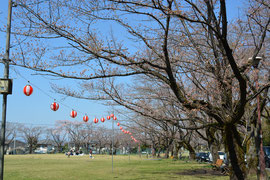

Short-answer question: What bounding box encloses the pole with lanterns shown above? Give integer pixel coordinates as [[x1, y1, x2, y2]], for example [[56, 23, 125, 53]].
[[0, 0, 13, 179], [251, 56, 266, 179]]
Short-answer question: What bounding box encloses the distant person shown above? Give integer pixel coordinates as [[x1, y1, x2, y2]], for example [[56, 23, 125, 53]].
[[67, 151, 71, 158], [89, 149, 94, 159]]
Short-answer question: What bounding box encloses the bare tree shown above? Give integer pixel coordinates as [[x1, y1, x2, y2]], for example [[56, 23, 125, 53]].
[[47, 126, 67, 153], [19, 126, 43, 154]]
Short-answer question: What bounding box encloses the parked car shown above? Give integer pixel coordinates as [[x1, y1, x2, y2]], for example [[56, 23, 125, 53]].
[[209, 151, 226, 162], [196, 152, 210, 162], [263, 146, 270, 168]]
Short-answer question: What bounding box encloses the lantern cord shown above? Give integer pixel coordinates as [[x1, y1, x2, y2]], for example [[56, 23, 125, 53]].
[[13, 68, 56, 100], [11, 67, 97, 116]]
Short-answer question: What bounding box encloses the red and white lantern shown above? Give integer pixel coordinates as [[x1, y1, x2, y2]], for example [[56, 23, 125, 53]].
[[94, 118, 98, 123], [113, 116, 117, 120], [110, 113, 114, 117], [107, 116, 111, 120], [23, 85, 33, 96], [70, 110, 77, 118], [120, 127, 123, 130], [101, 117, 105, 122], [83, 115, 89, 122], [50, 102, 59, 111], [117, 122, 120, 126]]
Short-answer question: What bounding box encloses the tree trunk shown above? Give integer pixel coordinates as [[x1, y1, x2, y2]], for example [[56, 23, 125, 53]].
[[151, 145, 156, 157], [206, 127, 219, 163], [246, 124, 258, 176], [184, 142, 196, 160], [173, 141, 180, 160], [164, 147, 170, 159], [210, 143, 219, 163], [224, 124, 247, 180], [157, 148, 161, 158]]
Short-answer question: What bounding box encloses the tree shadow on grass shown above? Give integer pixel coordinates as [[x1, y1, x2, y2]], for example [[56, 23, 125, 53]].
[[176, 168, 227, 176]]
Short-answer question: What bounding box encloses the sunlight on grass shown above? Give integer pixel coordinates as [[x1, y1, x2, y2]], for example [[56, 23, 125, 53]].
[[4, 154, 229, 180]]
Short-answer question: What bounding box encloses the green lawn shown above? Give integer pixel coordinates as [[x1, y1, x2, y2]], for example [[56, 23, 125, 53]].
[[4, 154, 229, 180]]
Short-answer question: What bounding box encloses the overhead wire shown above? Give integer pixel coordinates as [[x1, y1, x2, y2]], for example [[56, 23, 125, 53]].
[[10, 67, 139, 142]]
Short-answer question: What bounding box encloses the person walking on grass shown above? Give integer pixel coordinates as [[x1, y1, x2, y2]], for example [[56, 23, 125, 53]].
[[89, 149, 94, 159]]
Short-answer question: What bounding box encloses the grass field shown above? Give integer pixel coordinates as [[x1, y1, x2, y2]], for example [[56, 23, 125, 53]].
[[4, 154, 229, 180]]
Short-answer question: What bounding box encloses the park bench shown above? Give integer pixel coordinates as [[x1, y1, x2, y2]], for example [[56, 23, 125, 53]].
[[211, 159, 229, 175]]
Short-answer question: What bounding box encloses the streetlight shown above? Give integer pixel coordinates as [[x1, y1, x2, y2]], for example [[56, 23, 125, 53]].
[[250, 56, 266, 179]]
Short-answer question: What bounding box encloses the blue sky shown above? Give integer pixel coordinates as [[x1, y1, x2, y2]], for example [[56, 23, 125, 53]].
[[0, 0, 244, 128]]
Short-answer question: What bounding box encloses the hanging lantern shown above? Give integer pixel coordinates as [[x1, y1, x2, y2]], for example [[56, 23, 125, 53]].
[[131, 136, 133, 138], [101, 117, 105, 122], [70, 110, 77, 118], [94, 118, 98, 123], [113, 116, 117, 120], [120, 127, 123, 130], [23, 85, 33, 96], [110, 113, 114, 117], [107, 116, 111, 120], [117, 122, 120, 126], [129, 132, 132, 135], [50, 102, 59, 111], [127, 131, 129, 134], [83, 115, 89, 122], [122, 129, 125, 132]]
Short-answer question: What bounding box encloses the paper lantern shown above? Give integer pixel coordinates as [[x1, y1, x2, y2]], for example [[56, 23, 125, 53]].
[[94, 118, 98, 123], [113, 116, 117, 120], [50, 102, 59, 111], [107, 116, 111, 120], [129, 132, 132, 135], [23, 85, 33, 96], [101, 117, 105, 122], [120, 127, 123, 130], [117, 122, 120, 126], [110, 113, 114, 117], [70, 110, 77, 118], [83, 115, 89, 122]]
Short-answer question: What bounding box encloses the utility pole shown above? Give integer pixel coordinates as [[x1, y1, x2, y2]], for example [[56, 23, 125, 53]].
[[0, 0, 13, 179], [111, 115, 114, 173], [251, 56, 266, 180]]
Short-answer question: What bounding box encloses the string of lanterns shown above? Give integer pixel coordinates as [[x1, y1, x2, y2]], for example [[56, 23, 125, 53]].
[[23, 84, 139, 143]]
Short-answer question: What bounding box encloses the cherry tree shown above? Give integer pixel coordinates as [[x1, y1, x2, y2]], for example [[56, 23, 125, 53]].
[[6, 0, 270, 179]]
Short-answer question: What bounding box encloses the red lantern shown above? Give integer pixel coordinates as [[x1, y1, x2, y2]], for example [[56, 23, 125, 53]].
[[131, 136, 133, 138], [70, 110, 77, 118], [23, 85, 33, 96], [110, 113, 114, 117], [113, 116, 117, 120], [117, 122, 120, 126], [122, 129, 125, 132], [107, 116, 111, 120], [94, 118, 98, 123], [101, 117, 105, 122], [83, 115, 89, 122], [50, 102, 59, 111], [127, 131, 129, 134], [129, 132, 132, 135], [120, 127, 123, 130]]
